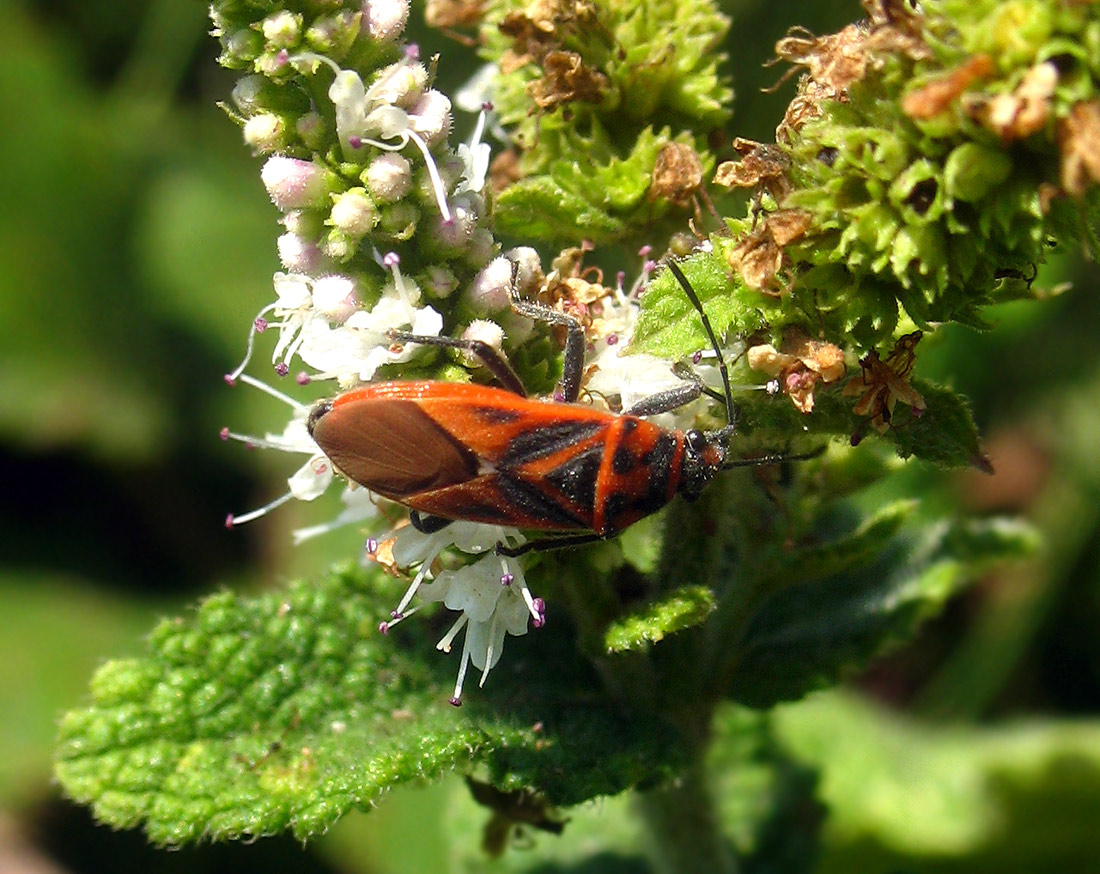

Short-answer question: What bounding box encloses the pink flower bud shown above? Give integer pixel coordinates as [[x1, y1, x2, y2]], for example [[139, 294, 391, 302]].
[[261, 157, 340, 211]]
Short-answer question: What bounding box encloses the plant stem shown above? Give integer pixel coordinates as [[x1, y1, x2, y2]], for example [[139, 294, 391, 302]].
[[635, 749, 739, 874]]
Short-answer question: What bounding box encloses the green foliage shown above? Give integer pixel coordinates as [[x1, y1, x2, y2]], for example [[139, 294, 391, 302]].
[[55, 566, 687, 844], [602, 585, 716, 654]]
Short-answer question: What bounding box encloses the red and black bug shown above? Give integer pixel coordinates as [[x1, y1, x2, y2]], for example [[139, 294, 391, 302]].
[[307, 261, 799, 555]]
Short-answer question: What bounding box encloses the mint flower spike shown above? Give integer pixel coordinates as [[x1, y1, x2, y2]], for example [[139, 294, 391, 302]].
[[291, 52, 454, 223]]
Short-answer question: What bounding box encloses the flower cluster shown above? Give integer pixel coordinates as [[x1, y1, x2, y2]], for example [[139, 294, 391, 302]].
[[209, 0, 553, 701]]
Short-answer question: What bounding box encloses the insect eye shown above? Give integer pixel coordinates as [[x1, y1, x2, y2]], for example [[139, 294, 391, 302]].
[[686, 429, 708, 453]]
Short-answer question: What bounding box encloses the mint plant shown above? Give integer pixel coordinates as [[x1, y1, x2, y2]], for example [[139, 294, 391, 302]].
[[55, 0, 1097, 870]]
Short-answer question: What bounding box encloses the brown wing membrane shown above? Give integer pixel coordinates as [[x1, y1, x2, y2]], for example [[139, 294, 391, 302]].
[[310, 398, 479, 498]]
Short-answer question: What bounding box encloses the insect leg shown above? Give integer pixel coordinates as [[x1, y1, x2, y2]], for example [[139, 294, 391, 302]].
[[409, 509, 453, 533], [506, 292, 585, 403], [387, 330, 527, 397], [621, 381, 704, 417], [496, 532, 607, 557]]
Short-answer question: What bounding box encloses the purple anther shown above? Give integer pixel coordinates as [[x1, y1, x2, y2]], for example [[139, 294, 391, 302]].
[[405, 44, 420, 60], [296, 371, 311, 385], [224, 514, 235, 529], [500, 572, 514, 586], [224, 374, 237, 386], [448, 696, 462, 707], [638, 244, 653, 258], [692, 350, 703, 365], [553, 389, 566, 403], [391, 610, 403, 620], [606, 333, 619, 346], [348, 136, 362, 149], [365, 538, 379, 554], [254, 317, 268, 332], [378, 621, 389, 635], [274, 362, 289, 377], [219, 427, 230, 441], [383, 251, 400, 268]]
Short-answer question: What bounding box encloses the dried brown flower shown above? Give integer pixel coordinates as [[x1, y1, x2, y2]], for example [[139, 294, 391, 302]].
[[726, 209, 813, 293], [425, 0, 485, 30], [747, 330, 846, 413], [842, 331, 926, 433], [528, 50, 609, 111], [969, 61, 1058, 141], [651, 143, 704, 206], [714, 138, 792, 199]]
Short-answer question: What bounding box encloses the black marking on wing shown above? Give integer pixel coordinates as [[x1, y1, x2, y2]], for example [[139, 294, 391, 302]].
[[611, 444, 635, 475], [545, 444, 602, 509], [602, 432, 677, 533], [497, 473, 589, 530], [500, 420, 604, 468]]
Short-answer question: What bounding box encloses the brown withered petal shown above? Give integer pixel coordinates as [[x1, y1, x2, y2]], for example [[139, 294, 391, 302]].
[[782, 330, 846, 382], [652, 142, 704, 205], [714, 138, 792, 197], [728, 228, 784, 293], [1059, 101, 1100, 196], [747, 344, 798, 376], [528, 50, 609, 110], [901, 54, 993, 119], [843, 331, 925, 433], [767, 209, 814, 246]]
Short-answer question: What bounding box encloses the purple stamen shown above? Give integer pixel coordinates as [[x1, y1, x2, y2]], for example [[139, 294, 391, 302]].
[[606, 334, 619, 346], [348, 136, 362, 149], [532, 598, 546, 629], [482, 101, 494, 111], [500, 572, 514, 586], [219, 427, 230, 440], [224, 374, 237, 386], [254, 317, 268, 332], [405, 44, 420, 60], [378, 621, 389, 635], [225, 514, 235, 529], [365, 538, 379, 554], [638, 244, 652, 258], [448, 696, 462, 707], [692, 350, 703, 365], [274, 362, 289, 377], [296, 371, 311, 385], [383, 251, 400, 267]]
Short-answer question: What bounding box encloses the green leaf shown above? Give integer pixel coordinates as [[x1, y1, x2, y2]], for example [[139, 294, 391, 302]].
[[630, 249, 767, 359], [726, 517, 1037, 708], [603, 585, 716, 654], [775, 691, 1100, 872], [887, 377, 992, 471], [493, 176, 625, 244], [55, 565, 686, 844]]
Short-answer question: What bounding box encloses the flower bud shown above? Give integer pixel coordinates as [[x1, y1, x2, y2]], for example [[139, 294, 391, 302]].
[[363, 153, 413, 202], [243, 113, 288, 154], [312, 274, 359, 321], [369, 60, 428, 108], [277, 232, 323, 273], [222, 28, 263, 65], [261, 157, 341, 211], [362, 0, 409, 41], [460, 320, 506, 366], [409, 89, 452, 147], [466, 228, 495, 266], [505, 246, 544, 297], [262, 11, 302, 48], [282, 209, 325, 238], [306, 11, 361, 58], [330, 188, 379, 237], [466, 255, 514, 314]]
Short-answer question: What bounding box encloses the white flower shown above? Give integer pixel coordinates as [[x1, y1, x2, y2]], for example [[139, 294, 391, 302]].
[[380, 523, 541, 704]]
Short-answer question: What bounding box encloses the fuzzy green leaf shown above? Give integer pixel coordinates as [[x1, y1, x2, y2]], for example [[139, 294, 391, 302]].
[[887, 377, 991, 471], [727, 517, 1038, 708], [55, 566, 685, 844], [603, 585, 716, 654], [493, 176, 626, 244], [630, 250, 767, 359]]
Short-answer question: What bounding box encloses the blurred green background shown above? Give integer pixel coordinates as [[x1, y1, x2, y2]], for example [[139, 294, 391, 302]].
[[4, 0, 1100, 871]]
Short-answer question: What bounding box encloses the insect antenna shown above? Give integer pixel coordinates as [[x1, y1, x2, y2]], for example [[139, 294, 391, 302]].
[[665, 260, 737, 432]]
